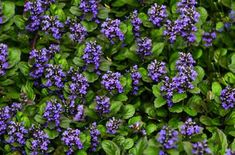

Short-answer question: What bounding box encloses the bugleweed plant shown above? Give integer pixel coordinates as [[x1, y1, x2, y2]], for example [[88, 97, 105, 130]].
[[0, 0, 235, 154]]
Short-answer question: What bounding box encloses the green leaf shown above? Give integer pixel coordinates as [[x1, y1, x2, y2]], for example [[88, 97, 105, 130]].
[[122, 104, 135, 119], [98, 7, 110, 19], [172, 93, 187, 103], [215, 128, 228, 154], [216, 22, 224, 31], [101, 140, 120, 155], [221, 0, 231, 8], [13, 15, 25, 30], [154, 96, 166, 108], [34, 114, 45, 124], [99, 59, 112, 71], [8, 48, 21, 68], [110, 101, 123, 115], [197, 7, 208, 24], [83, 72, 99, 83], [123, 138, 134, 150], [146, 124, 157, 135], [81, 21, 98, 32], [44, 129, 59, 139], [212, 82, 222, 96], [21, 81, 35, 100], [70, 6, 82, 16], [152, 43, 164, 56], [129, 137, 148, 155], [194, 66, 205, 84], [2, 1, 15, 23], [169, 103, 183, 113], [18, 62, 29, 76], [152, 84, 161, 97], [183, 141, 193, 155], [60, 117, 71, 128]]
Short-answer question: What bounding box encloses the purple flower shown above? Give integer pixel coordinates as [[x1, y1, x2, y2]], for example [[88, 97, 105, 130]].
[[82, 41, 102, 70], [226, 149, 235, 155], [95, 95, 110, 114], [131, 10, 142, 37], [29, 44, 60, 79], [24, 0, 55, 32], [41, 15, 64, 40], [192, 140, 211, 155], [69, 72, 89, 97], [61, 128, 83, 155], [0, 106, 11, 135], [106, 117, 121, 134], [130, 65, 142, 95], [101, 71, 123, 93], [220, 87, 235, 110], [89, 122, 100, 152], [66, 18, 87, 43], [30, 129, 50, 155], [148, 3, 167, 27], [136, 37, 152, 57], [79, 0, 99, 20], [173, 52, 197, 93], [229, 10, 235, 22], [164, 20, 181, 43], [73, 105, 85, 122], [147, 60, 167, 82], [6, 121, 28, 145], [157, 126, 178, 149], [0, 43, 8, 76], [101, 18, 124, 43], [160, 76, 174, 107], [43, 99, 63, 127], [43, 64, 66, 89], [202, 32, 216, 47], [180, 118, 202, 136]]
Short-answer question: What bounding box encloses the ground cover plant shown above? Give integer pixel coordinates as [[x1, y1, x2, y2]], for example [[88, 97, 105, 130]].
[[0, 0, 235, 154]]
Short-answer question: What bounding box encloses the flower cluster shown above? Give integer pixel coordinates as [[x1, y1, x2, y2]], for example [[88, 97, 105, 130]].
[[130, 65, 142, 95], [101, 71, 123, 93], [101, 18, 124, 43], [43, 99, 63, 127], [192, 140, 211, 155], [173, 52, 197, 93], [0, 103, 22, 135], [43, 64, 66, 89], [164, 0, 200, 43], [160, 52, 197, 106], [95, 95, 110, 115], [136, 37, 152, 58], [0, 106, 11, 135], [106, 117, 122, 134], [157, 126, 178, 150], [41, 15, 64, 40], [79, 0, 99, 20], [202, 32, 217, 47], [180, 118, 201, 136], [74, 105, 85, 122], [6, 121, 28, 145], [148, 4, 167, 27], [69, 72, 89, 99], [89, 122, 100, 152], [131, 10, 142, 38], [220, 87, 235, 110], [160, 76, 176, 107], [66, 18, 87, 43], [29, 44, 60, 79], [30, 128, 50, 155], [82, 41, 102, 70], [61, 128, 83, 155], [0, 43, 8, 76], [147, 60, 167, 82], [24, 0, 54, 31]]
